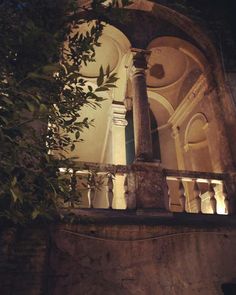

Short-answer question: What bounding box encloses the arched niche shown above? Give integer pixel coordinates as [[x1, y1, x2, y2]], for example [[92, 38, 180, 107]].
[[184, 113, 212, 172]]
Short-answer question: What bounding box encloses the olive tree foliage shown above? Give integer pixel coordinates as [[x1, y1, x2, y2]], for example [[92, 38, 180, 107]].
[[0, 0, 131, 224]]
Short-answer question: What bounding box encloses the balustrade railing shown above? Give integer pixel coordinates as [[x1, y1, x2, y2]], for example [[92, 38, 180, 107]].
[[59, 162, 129, 210], [59, 162, 231, 215], [165, 169, 229, 215]]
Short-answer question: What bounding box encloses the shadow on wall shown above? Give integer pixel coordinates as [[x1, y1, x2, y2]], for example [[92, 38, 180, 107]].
[[222, 282, 236, 294], [150, 64, 165, 79]]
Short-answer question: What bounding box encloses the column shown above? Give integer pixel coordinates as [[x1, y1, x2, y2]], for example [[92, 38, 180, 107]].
[[131, 49, 153, 162], [127, 50, 169, 210], [111, 101, 127, 209], [111, 101, 128, 165]]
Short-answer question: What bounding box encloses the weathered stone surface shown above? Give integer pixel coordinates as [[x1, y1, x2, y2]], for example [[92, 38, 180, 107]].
[[0, 227, 49, 295], [125, 163, 169, 210], [131, 50, 153, 162], [1, 218, 236, 295], [134, 170, 168, 209], [48, 222, 236, 295]]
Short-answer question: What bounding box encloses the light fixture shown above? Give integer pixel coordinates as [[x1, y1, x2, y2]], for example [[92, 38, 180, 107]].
[[123, 96, 133, 111]]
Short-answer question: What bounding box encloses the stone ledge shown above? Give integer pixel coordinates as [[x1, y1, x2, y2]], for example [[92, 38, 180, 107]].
[[61, 208, 236, 227]]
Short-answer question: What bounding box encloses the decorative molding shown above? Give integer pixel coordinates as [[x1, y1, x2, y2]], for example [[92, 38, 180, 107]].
[[111, 101, 128, 127], [184, 112, 209, 149], [157, 122, 171, 131], [184, 139, 208, 152], [168, 74, 209, 127], [171, 126, 180, 139], [147, 90, 175, 116], [100, 101, 127, 163]]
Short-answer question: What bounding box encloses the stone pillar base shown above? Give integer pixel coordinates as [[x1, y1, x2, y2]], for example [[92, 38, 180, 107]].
[[128, 162, 169, 210], [225, 172, 236, 214]]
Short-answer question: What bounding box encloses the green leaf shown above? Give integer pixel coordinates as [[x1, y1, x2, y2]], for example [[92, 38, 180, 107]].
[[107, 76, 118, 83], [32, 210, 40, 220], [88, 85, 93, 92], [104, 84, 117, 88], [10, 189, 18, 203], [2, 97, 13, 105], [42, 63, 61, 74], [39, 104, 48, 113], [106, 65, 110, 77], [11, 176, 17, 186], [0, 115, 8, 125], [75, 131, 80, 139], [95, 86, 109, 92], [97, 66, 104, 86], [26, 101, 35, 112]]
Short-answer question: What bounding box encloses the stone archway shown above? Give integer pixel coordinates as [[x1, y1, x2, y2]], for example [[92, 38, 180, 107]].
[[125, 0, 235, 171]]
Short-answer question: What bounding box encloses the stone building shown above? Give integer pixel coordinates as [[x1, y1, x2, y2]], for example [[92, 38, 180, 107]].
[[2, 1, 236, 294], [73, 0, 236, 213]]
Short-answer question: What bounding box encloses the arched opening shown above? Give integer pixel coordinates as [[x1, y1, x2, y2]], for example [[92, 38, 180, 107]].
[[184, 113, 212, 172]]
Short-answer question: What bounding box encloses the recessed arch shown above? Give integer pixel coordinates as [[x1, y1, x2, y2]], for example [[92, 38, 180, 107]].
[[147, 36, 207, 71], [147, 90, 174, 116], [146, 36, 206, 92], [184, 113, 209, 150], [126, 1, 232, 134], [127, 0, 219, 66]]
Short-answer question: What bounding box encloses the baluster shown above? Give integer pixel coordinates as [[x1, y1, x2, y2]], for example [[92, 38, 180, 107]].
[[179, 179, 186, 212], [88, 172, 95, 208], [107, 173, 114, 209], [208, 181, 217, 214], [71, 169, 77, 208], [167, 183, 171, 211], [223, 182, 229, 214], [193, 180, 201, 213], [124, 174, 129, 209]]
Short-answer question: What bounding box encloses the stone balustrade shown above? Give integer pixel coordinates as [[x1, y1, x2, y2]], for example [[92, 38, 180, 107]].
[[165, 169, 229, 215], [59, 162, 232, 215]]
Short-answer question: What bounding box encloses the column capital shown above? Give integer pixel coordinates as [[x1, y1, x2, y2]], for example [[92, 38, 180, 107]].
[[110, 101, 127, 127], [131, 48, 151, 70]]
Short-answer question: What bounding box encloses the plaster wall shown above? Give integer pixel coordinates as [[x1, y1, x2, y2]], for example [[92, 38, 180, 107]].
[[159, 127, 177, 170]]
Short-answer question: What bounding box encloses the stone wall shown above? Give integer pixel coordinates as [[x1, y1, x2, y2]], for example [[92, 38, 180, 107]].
[[48, 221, 236, 295], [0, 226, 49, 295], [1, 217, 236, 295]]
